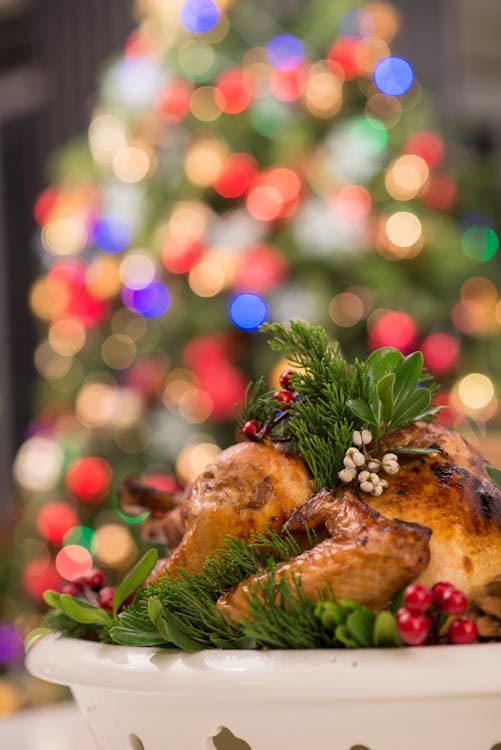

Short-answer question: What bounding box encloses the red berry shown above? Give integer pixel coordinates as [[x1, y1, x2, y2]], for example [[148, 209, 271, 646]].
[[61, 582, 81, 597], [431, 581, 456, 609], [279, 369, 295, 391], [98, 586, 115, 612], [403, 584, 433, 614], [396, 607, 431, 646], [243, 420, 260, 440], [448, 617, 478, 645], [440, 588, 468, 616], [273, 389, 294, 409], [86, 569, 106, 591], [70, 576, 88, 592]]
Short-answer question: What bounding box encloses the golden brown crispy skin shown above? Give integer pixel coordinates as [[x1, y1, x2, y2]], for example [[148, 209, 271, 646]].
[[370, 422, 501, 594], [154, 442, 315, 577], [217, 489, 431, 621]]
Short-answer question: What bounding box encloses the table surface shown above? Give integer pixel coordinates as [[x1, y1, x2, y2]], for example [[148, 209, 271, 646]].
[[0, 702, 98, 750]]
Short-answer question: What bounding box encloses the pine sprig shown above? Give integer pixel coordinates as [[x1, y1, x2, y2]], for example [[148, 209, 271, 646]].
[[236, 377, 277, 428]]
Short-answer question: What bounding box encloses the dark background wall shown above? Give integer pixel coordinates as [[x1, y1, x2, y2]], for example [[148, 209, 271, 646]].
[[0, 0, 500, 516]]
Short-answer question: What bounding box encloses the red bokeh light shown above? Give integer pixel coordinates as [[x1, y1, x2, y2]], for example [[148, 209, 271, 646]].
[[215, 70, 253, 114], [23, 557, 63, 600], [234, 244, 288, 294], [434, 391, 457, 428], [422, 173, 458, 211], [368, 311, 417, 352], [327, 38, 361, 80], [34, 187, 59, 226], [246, 184, 284, 221], [125, 356, 167, 399], [421, 332, 460, 374], [183, 336, 228, 371], [336, 185, 372, 220], [65, 456, 113, 503], [214, 153, 258, 199], [269, 67, 307, 101], [404, 131, 445, 168], [156, 80, 192, 123], [144, 474, 182, 493], [37, 502, 79, 546], [161, 238, 203, 274], [55, 545, 93, 581]]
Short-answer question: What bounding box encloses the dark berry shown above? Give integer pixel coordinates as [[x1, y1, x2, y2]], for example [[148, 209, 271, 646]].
[[86, 569, 106, 591], [403, 584, 433, 614], [279, 369, 295, 391], [98, 586, 115, 612], [243, 420, 260, 440], [396, 607, 431, 646], [61, 582, 81, 597], [431, 581, 455, 609], [448, 617, 478, 645], [440, 588, 468, 616], [70, 576, 88, 592], [273, 389, 294, 409]]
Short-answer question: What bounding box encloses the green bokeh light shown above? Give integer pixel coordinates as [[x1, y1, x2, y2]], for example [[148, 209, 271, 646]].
[[351, 117, 388, 156], [462, 225, 499, 262], [63, 525, 96, 553]]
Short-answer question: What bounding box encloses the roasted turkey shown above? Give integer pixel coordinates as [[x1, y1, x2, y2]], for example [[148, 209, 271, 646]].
[[120, 422, 501, 610]]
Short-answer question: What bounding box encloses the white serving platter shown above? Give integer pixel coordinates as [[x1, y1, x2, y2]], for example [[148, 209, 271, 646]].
[[26, 634, 501, 750]]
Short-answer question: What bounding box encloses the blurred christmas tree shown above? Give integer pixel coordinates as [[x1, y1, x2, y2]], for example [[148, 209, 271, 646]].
[[2, 0, 500, 713]]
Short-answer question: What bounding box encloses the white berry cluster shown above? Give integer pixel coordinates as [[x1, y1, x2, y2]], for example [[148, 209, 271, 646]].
[[338, 430, 400, 496]]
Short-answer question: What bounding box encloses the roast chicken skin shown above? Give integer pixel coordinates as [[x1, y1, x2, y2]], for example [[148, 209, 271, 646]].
[[217, 489, 431, 621], [152, 442, 315, 576], [371, 421, 501, 595]]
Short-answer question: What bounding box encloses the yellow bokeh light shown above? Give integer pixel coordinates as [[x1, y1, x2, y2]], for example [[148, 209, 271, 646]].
[[119, 251, 156, 290], [365, 93, 401, 128], [385, 211, 423, 248], [85, 255, 122, 299], [88, 113, 127, 166], [34, 341, 73, 380], [0, 680, 22, 717], [113, 145, 152, 183], [189, 261, 225, 297], [13, 436, 63, 492], [41, 217, 87, 256], [29, 278, 67, 321], [111, 308, 148, 341], [329, 292, 365, 327], [184, 136, 227, 187], [190, 86, 222, 121], [101, 334, 137, 370], [94, 523, 136, 568], [304, 65, 343, 119], [76, 382, 116, 428], [362, 3, 400, 42], [48, 318, 86, 356], [169, 202, 209, 242], [178, 387, 214, 423], [460, 276, 498, 314], [175, 442, 221, 484], [385, 155, 429, 201], [457, 373, 495, 411]]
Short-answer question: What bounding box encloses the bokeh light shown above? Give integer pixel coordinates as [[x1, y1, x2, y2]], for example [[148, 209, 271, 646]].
[[180, 0, 220, 34], [461, 225, 499, 262], [13, 436, 63, 492], [374, 55, 414, 96], [65, 456, 113, 503], [175, 441, 221, 484], [94, 524, 136, 568], [421, 333, 460, 375], [267, 34, 305, 72], [457, 373, 495, 411], [229, 292, 267, 330], [122, 282, 171, 317], [37, 502, 79, 546], [55, 545, 93, 581], [368, 310, 417, 351], [385, 154, 429, 200], [93, 217, 131, 254]]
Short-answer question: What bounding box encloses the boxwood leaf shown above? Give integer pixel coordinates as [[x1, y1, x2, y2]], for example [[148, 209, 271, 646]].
[[392, 388, 431, 427], [109, 627, 168, 647], [113, 548, 158, 616], [43, 590, 62, 609], [346, 608, 376, 647], [373, 611, 402, 647], [366, 348, 403, 382], [393, 352, 423, 409], [376, 372, 395, 424], [59, 594, 112, 627], [347, 398, 377, 426], [147, 597, 171, 641], [160, 611, 203, 652], [334, 624, 359, 648]]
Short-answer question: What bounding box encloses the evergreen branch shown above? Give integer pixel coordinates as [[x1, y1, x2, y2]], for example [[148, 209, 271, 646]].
[[236, 377, 277, 427]]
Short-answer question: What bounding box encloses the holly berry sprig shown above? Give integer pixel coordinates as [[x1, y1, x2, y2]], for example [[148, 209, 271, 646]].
[[396, 582, 478, 646], [243, 369, 297, 442]]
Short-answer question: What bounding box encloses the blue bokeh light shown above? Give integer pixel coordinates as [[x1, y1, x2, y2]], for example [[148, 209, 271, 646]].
[[267, 34, 305, 72], [180, 0, 220, 34], [229, 293, 267, 330], [93, 218, 131, 254], [373, 56, 414, 96], [122, 282, 171, 318]]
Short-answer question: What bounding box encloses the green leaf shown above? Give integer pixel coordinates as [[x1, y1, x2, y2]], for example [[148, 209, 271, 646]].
[[109, 627, 168, 647], [43, 590, 62, 609], [24, 627, 51, 652], [347, 398, 377, 426], [390, 446, 442, 456], [376, 372, 395, 424], [366, 348, 403, 382], [346, 608, 376, 647], [160, 611, 203, 651], [393, 352, 423, 409], [316, 601, 348, 629], [373, 611, 402, 647], [59, 595, 112, 627], [147, 597, 171, 641], [113, 548, 158, 616], [391, 388, 431, 427], [487, 465, 501, 490], [211, 635, 256, 649]]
